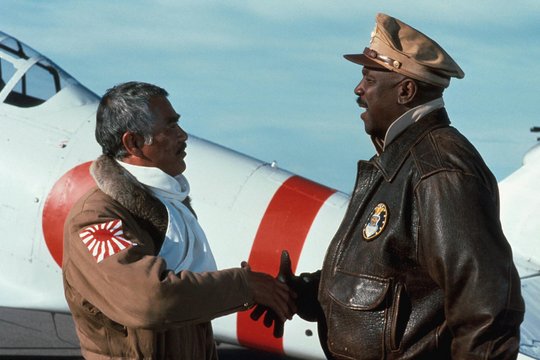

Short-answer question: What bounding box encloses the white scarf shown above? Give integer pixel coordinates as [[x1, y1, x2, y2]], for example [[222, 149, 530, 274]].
[[117, 161, 217, 273]]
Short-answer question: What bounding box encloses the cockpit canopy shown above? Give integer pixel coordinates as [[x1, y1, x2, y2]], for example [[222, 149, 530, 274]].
[[0, 31, 78, 108]]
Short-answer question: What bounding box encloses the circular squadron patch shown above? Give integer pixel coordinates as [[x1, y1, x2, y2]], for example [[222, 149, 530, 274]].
[[362, 203, 388, 241]]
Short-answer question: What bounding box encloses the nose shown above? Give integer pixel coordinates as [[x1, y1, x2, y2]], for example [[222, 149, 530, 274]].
[[354, 80, 364, 96], [176, 124, 188, 141]]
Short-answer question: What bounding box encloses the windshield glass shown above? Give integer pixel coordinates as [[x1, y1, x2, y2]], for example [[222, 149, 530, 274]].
[[0, 31, 78, 107]]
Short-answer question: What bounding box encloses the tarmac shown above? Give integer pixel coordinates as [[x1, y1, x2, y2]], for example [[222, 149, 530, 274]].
[[0, 307, 297, 359]]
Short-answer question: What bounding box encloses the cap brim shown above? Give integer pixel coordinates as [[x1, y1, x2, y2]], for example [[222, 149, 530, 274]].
[[343, 54, 387, 70]]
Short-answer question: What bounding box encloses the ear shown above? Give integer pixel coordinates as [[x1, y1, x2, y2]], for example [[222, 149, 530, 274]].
[[121, 131, 145, 158], [397, 79, 417, 105]]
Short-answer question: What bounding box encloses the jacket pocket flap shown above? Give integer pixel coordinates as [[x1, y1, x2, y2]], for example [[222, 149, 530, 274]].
[[327, 271, 390, 310]]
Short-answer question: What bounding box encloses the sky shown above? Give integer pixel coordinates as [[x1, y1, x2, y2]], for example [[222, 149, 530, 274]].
[[1, 0, 539, 192]]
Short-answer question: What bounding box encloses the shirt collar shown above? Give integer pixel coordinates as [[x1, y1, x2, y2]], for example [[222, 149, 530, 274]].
[[378, 97, 445, 153]]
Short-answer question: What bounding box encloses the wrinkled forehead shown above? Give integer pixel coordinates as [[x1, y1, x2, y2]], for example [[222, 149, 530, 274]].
[[149, 95, 174, 114], [149, 95, 180, 125]]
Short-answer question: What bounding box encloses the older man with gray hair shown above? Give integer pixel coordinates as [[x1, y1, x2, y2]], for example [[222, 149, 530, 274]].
[[62, 81, 295, 359]]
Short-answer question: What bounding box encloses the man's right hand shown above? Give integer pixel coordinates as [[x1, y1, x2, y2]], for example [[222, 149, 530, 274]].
[[246, 251, 322, 338], [242, 262, 296, 323]]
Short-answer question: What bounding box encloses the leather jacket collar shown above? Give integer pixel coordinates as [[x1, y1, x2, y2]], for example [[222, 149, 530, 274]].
[[372, 108, 450, 182]]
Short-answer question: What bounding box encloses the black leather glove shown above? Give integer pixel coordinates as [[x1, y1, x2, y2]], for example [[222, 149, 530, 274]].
[[277, 250, 321, 322], [249, 301, 285, 338], [250, 250, 322, 338], [249, 250, 292, 338]]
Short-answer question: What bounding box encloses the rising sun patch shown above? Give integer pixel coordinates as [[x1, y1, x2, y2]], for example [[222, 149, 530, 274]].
[[78, 219, 136, 263]]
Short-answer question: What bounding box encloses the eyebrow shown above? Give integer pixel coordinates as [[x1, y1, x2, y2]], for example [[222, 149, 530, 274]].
[[362, 68, 375, 77]]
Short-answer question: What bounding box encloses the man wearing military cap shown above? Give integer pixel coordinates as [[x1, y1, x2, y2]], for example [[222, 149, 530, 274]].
[[255, 13, 525, 359]]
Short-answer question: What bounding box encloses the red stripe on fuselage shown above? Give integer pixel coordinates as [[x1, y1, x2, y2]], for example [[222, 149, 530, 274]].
[[237, 175, 336, 354]]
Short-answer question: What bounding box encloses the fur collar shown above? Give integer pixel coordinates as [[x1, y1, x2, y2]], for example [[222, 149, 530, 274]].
[[90, 155, 168, 240]]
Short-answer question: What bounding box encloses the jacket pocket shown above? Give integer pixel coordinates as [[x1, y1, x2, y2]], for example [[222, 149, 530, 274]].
[[325, 270, 390, 359], [389, 283, 410, 352]]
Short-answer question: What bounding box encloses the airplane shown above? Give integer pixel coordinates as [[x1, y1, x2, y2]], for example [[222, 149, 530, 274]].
[[0, 29, 538, 359]]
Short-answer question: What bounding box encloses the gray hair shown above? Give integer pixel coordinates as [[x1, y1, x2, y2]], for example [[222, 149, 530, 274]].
[[95, 81, 169, 159]]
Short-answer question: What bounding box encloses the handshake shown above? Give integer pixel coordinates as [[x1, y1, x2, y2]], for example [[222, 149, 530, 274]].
[[245, 250, 322, 338]]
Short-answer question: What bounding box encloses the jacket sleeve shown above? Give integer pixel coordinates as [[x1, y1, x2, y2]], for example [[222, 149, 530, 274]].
[[63, 199, 253, 330], [415, 171, 524, 359]]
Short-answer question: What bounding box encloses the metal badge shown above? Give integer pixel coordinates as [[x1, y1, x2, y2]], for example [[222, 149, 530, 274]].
[[362, 203, 388, 241]]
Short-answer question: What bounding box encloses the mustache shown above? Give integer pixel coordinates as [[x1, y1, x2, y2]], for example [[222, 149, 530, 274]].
[[177, 143, 187, 154], [356, 97, 367, 108]]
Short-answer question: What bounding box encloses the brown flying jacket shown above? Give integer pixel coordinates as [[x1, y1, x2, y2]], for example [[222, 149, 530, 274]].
[[63, 155, 253, 359]]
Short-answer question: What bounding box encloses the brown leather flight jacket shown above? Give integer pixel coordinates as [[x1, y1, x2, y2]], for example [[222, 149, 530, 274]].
[[63, 156, 253, 359], [318, 109, 524, 359]]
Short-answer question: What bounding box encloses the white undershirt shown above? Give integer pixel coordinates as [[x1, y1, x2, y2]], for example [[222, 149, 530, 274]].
[[117, 161, 217, 273]]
